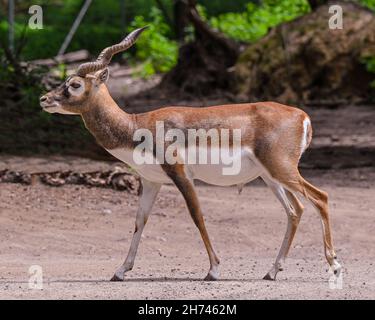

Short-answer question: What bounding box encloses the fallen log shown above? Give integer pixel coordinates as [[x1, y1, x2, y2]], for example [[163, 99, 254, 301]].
[[0, 167, 141, 195], [29, 50, 90, 67]]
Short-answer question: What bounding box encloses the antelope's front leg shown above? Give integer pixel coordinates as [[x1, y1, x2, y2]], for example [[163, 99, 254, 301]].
[[111, 179, 161, 281], [163, 164, 220, 281]]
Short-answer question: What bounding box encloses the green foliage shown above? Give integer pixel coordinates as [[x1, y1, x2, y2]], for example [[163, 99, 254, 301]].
[[209, 0, 310, 42], [0, 56, 44, 104], [0, 3, 123, 60], [200, 0, 254, 16], [129, 7, 178, 77], [359, 0, 375, 11], [3, 0, 373, 63], [1, 0, 310, 68], [0, 57, 48, 153], [364, 58, 375, 74], [0, 54, 95, 155]]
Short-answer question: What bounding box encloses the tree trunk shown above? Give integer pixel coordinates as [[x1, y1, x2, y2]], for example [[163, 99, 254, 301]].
[[173, 0, 189, 41], [308, 0, 328, 10], [161, 0, 240, 96]]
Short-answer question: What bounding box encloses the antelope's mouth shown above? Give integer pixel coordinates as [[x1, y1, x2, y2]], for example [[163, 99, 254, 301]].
[[41, 101, 61, 112], [41, 100, 57, 107]]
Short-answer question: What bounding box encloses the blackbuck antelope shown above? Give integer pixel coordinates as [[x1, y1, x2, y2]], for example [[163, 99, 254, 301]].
[[40, 27, 341, 281]]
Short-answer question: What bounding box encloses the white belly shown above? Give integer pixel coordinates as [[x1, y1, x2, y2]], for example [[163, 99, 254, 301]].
[[106, 147, 262, 186], [188, 158, 261, 186]]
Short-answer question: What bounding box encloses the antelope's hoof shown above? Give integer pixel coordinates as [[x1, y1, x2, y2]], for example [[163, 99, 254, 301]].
[[110, 274, 124, 282], [263, 273, 276, 281], [204, 272, 218, 281], [331, 259, 342, 277]]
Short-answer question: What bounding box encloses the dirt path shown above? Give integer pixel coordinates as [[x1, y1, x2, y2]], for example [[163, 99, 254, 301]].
[[1, 169, 374, 299]]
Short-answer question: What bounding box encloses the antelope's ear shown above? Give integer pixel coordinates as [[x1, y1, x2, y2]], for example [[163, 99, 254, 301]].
[[94, 68, 109, 85]]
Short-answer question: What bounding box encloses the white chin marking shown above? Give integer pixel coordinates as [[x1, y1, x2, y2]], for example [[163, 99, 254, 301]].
[[58, 109, 78, 115], [43, 107, 59, 114], [43, 105, 77, 115]]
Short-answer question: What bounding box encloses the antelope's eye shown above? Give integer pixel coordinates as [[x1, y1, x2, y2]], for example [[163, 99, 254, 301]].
[[70, 82, 81, 89]]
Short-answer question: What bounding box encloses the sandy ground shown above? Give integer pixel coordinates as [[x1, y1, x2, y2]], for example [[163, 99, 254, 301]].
[[0, 162, 374, 299]]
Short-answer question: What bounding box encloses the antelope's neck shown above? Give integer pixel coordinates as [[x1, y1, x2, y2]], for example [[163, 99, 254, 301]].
[[81, 87, 136, 150]]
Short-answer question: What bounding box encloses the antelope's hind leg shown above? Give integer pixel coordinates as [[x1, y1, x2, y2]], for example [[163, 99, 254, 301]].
[[261, 166, 341, 279], [298, 177, 342, 276], [262, 177, 304, 280], [111, 179, 161, 281]]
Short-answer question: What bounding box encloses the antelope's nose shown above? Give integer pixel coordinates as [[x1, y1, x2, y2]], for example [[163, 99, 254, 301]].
[[40, 95, 48, 103]]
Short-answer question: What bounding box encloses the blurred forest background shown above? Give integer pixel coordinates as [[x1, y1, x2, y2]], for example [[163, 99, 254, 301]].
[[0, 0, 374, 160]]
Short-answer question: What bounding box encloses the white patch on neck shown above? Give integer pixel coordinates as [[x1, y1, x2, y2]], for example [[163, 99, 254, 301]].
[[106, 148, 171, 184]]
